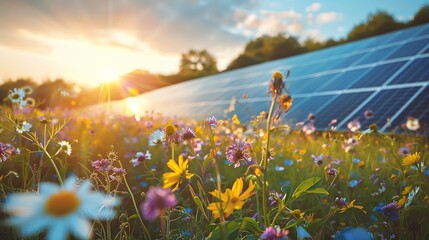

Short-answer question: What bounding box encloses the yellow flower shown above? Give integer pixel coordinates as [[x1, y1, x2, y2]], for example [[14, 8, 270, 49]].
[[207, 178, 255, 219], [164, 120, 177, 136], [163, 155, 194, 192], [402, 186, 412, 195], [339, 200, 366, 214], [402, 152, 421, 167]]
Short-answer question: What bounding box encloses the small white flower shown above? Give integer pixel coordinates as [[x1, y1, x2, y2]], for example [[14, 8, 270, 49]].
[[8, 88, 26, 104], [405, 187, 420, 208], [58, 141, 72, 156], [148, 129, 165, 146], [406, 117, 420, 131], [130, 150, 151, 167], [4, 176, 119, 240], [16, 121, 32, 134]]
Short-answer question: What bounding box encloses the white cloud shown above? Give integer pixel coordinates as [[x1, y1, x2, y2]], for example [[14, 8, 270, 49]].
[[235, 10, 304, 36], [306, 3, 321, 13], [316, 12, 341, 24]]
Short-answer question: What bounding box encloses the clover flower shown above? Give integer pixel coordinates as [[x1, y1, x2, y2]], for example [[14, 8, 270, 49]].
[[4, 176, 119, 240], [180, 127, 196, 143], [260, 226, 289, 240], [207, 116, 218, 127], [91, 158, 111, 171], [347, 119, 361, 132], [141, 187, 177, 221], [225, 139, 253, 168]]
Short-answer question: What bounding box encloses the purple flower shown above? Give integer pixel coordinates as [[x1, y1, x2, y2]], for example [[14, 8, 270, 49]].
[[311, 154, 324, 166], [374, 202, 401, 221], [225, 139, 252, 168], [327, 168, 337, 177], [260, 226, 289, 240], [207, 116, 218, 127], [347, 119, 361, 132], [335, 197, 348, 209], [180, 127, 196, 142], [91, 158, 111, 171], [398, 147, 410, 157], [364, 110, 374, 119], [131, 151, 151, 167], [112, 167, 126, 176], [141, 187, 177, 221], [0, 142, 20, 162]]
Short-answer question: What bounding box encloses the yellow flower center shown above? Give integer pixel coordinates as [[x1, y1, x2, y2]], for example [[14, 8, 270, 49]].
[[44, 191, 80, 217], [164, 122, 177, 136]]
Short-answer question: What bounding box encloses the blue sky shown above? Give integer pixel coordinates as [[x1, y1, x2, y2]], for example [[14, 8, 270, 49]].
[[0, 0, 427, 86]]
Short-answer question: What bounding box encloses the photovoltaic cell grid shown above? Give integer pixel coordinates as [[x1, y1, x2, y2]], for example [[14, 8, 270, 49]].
[[106, 23, 429, 133]]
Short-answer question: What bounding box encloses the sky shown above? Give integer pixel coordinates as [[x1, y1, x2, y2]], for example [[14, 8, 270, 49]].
[[0, 0, 428, 87]]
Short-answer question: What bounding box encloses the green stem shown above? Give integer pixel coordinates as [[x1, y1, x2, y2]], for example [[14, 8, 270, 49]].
[[119, 161, 152, 240], [42, 149, 63, 186], [166, 210, 171, 240], [262, 92, 277, 227]]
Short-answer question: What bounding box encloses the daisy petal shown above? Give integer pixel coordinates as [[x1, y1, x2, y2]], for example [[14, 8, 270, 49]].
[[70, 216, 91, 240], [40, 182, 60, 196], [47, 221, 68, 240]]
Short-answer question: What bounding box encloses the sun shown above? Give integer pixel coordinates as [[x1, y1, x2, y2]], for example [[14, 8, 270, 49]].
[[99, 68, 122, 84]]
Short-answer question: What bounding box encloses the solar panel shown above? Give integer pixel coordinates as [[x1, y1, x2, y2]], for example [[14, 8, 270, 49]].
[[101, 23, 429, 134]]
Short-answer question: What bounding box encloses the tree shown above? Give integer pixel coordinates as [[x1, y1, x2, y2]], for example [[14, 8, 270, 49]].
[[179, 49, 218, 78], [347, 11, 405, 41], [227, 34, 305, 71], [409, 5, 429, 26]]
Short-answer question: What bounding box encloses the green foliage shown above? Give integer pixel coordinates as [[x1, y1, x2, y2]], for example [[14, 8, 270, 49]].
[[179, 49, 219, 78]]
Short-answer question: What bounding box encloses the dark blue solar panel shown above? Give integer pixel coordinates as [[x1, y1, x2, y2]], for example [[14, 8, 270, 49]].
[[288, 73, 338, 94], [419, 25, 429, 36], [233, 101, 271, 122], [386, 38, 429, 60], [347, 87, 419, 129], [354, 45, 399, 65], [388, 57, 429, 85], [286, 95, 336, 123], [333, 52, 368, 69], [350, 61, 406, 88], [388, 86, 429, 130], [362, 33, 396, 49], [389, 26, 423, 42], [314, 91, 373, 128], [316, 68, 369, 92]]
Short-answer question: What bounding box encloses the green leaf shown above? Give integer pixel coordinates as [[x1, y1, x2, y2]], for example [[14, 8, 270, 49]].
[[305, 188, 329, 196], [193, 196, 210, 222], [202, 155, 212, 171], [285, 219, 298, 229], [291, 177, 322, 201], [206, 221, 241, 240], [280, 185, 292, 203], [240, 217, 263, 235], [207, 218, 263, 240]]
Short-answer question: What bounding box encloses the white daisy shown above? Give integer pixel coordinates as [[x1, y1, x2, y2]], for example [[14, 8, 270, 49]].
[[16, 121, 32, 134], [8, 88, 25, 104], [4, 176, 119, 240], [58, 141, 72, 156], [148, 129, 165, 146]]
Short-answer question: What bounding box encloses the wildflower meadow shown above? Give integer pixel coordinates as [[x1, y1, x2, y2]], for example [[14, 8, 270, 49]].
[[1, 71, 428, 240]]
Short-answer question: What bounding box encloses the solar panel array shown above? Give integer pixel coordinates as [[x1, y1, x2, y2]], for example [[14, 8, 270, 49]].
[[104, 23, 429, 133]]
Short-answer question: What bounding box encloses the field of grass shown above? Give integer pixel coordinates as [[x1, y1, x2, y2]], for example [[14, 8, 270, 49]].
[[1, 77, 428, 240]]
